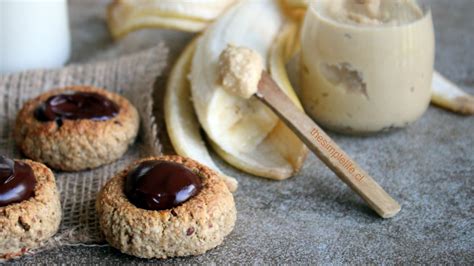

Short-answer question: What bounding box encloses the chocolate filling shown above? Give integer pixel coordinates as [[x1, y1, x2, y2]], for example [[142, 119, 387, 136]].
[[125, 160, 202, 211], [34, 91, 119, 122], [0, 156, 37, 207]]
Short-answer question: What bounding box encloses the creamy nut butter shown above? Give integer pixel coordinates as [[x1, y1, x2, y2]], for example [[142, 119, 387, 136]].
[[218, 44, 263, 99], [301, 0, 435, 134]]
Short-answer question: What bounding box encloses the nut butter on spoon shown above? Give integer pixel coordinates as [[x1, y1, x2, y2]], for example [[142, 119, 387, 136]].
[[218, 45, 401, 218]]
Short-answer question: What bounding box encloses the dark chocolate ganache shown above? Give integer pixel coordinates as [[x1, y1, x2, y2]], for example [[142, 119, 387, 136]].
[[34, 91, 119, 122], [125, 160, 202, 211], [0, 156, 36, 207]]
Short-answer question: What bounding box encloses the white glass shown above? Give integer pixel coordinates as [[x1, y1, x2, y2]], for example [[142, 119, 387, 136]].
[[300, 0, 435, 134], [0, 0, 70, 74]]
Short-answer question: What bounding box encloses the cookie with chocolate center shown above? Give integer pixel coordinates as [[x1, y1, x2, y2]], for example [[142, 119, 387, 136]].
[[14, 86, 139, 171], [96, 155, 236, 259], [0, 156, 61, 260]]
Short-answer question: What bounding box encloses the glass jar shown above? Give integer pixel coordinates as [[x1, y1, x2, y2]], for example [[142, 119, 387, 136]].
[[300, 0, 435, 134], [0, 0, 70, 74]]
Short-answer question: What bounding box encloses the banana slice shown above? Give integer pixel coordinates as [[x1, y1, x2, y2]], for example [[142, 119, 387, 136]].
[[164, 38, 238, 192], [190, 0, 307, 180], [107, 0, 237, 38], [432, 72, 474, 115]]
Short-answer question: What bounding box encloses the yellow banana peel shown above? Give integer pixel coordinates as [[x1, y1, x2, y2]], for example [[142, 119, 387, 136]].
[[164, 38, 238, 191]]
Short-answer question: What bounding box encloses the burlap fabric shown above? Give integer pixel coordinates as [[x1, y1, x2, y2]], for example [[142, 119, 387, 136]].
[[0, 43, 168, 253]]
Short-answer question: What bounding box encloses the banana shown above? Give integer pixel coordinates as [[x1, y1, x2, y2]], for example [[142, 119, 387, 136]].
[[431, 72, 474, 115], [164, 38, 238, 192], [107, 0, 237, 38], [190, 0, 307, 180]]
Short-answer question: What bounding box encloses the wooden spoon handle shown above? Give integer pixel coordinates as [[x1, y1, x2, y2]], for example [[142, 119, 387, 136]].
[[256, 72, 401, 218]]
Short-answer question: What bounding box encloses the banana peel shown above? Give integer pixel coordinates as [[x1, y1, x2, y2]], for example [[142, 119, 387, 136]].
[[432, 72, 474, 115], [269, 21, 303, 110], [164, 38, 238, 192], [107, 0, 237, 38], [189, 0, 307, 180]]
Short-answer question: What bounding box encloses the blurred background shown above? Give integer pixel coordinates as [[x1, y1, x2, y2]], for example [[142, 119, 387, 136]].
[[68, 0, 192, 65]]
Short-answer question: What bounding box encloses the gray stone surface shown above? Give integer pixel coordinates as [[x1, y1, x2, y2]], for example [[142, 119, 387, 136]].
[[9, 0, 474, 264]]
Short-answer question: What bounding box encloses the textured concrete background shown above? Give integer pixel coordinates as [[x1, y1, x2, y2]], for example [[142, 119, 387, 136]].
[[11, 0, 474, 264]]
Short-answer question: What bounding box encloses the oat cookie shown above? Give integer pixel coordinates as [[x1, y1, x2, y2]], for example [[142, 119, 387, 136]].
[[0, 159, 61, 260], [15, 86, 139, 171], [96, 155, 237, 259]]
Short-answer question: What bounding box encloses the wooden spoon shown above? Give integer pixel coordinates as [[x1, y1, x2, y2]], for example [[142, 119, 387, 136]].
[[255, 71, 401, 218], [218, 45, 401, 218]]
